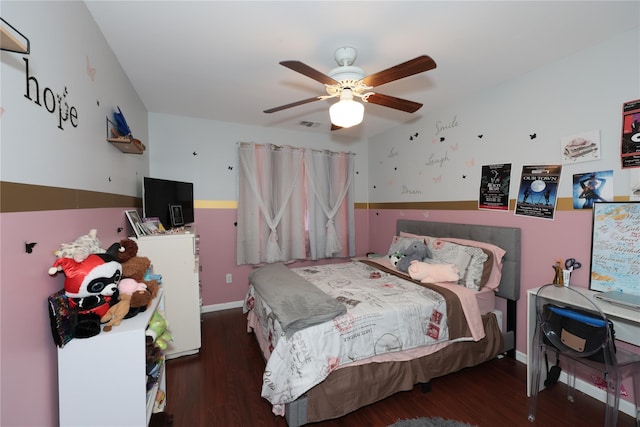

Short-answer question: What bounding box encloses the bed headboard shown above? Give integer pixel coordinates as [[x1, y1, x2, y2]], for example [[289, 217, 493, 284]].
[[396, 220, 521, 301]]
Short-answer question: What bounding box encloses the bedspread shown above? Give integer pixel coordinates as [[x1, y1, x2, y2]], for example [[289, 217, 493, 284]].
[[243, 260, 480, 407]]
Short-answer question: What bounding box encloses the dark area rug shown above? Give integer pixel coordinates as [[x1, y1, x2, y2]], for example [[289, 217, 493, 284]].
[[388, 417, 477, 427]]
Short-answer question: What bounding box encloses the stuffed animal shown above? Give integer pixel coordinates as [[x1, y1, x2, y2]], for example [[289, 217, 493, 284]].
[[146, 311, 172, 351], [100, 293, 132, 331], [408, 260, 459, 283], [388, 251, 403, 267], [117, 238, 139, 263], [49, 253, 123, 338], [396, 240, 430, 273], [54, 229, 105, 262]]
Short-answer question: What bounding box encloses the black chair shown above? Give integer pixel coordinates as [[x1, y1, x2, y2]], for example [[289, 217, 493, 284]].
[[528, 284, 640, 426]]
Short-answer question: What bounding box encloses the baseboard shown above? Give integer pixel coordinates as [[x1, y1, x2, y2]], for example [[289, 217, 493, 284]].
[[201, 300, 244, 313], [515, 350, 635, 418]]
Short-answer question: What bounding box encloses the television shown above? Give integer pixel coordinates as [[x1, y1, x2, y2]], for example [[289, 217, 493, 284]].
[[142, 177, 194, 228]]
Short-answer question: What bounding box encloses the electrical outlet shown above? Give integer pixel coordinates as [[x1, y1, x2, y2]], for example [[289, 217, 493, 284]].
[[225, 273, 232, 284]]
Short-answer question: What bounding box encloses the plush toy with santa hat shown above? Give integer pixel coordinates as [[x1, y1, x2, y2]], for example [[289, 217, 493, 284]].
[[49, 252, 122, 338]]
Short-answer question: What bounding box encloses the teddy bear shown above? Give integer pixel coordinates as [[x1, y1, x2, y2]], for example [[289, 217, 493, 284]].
[[115, 238, 160, 309], [396, 240, 430, 273], [54, 229, 105, 262], [100, 293, 132, 331], [408, 260, 460, 283]]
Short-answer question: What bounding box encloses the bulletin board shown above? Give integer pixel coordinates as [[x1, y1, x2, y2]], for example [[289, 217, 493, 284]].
[[589, 201, 640, 296]]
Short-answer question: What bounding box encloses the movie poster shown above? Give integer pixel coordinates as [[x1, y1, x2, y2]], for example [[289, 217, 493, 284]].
[[620, 99, 640, 168], [514, 165, 562, 220], [479, 163, 511, 211]]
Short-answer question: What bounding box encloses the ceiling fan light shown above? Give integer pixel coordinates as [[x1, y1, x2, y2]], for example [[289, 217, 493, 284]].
[[329, 90, 364, 128]]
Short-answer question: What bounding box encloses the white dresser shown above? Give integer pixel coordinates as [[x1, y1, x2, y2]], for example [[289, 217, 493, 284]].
[[135, 229, 201, 359]]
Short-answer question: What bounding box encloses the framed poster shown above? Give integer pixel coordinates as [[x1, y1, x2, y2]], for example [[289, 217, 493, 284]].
[[169, 204, 184, 227], [589, 201, 640, 296], [125, 210, 147, 238]]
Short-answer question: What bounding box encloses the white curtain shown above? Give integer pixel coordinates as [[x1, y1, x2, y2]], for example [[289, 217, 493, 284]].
[[304, 149, 355, 260], [237, 143, 306, 264]]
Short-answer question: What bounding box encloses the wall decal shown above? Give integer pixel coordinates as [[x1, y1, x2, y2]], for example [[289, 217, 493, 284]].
[[388, 147, 398, 158], [228, 166, 233, 170], [25, 242, 37, 253], [409, 132, 419, 141], [394, 167, 397, 171], [96, 100, 100, 106], [440, 137, 445, 142], [478, 134, 483, 139], [373, 185, 377, 189], [193, 151, 198, 156], [401, 185, 422, 195], [425, 151, 450, 168], [108, 176, 111, 182], [85, 55, 96, 82], [422, 211, 430, 218], [529, 133, 537, 140], [462, 175, 467, 179], [23, 58, 78, 130], [234, 222, 238, 226], [435, 115, 459, 135], [117, 227, 123, 233]]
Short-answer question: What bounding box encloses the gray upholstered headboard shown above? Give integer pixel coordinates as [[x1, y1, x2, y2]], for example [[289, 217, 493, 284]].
[[396, 219, 521, 301]]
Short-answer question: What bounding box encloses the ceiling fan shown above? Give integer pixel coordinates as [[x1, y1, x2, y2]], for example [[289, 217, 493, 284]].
[[264, 47, 437, 130]]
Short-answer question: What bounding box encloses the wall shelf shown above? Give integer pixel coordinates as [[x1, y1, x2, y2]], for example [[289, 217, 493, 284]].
[[106, 117, 145, 154], [0, 17, 29, 54]]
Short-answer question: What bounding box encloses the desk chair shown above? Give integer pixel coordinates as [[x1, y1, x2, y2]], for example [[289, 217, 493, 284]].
[[528, 284, 640, 427]]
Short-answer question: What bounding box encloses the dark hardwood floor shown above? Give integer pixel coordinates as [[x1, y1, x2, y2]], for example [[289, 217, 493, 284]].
[[162, 309, 636, 427]]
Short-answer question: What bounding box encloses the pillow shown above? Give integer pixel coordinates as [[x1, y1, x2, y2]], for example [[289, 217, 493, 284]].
[[400, 232, 505, 290], [425, 238, 488, 290], [439, 237, 506, 291]]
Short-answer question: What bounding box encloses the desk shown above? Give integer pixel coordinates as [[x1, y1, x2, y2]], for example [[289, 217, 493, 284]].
[[526, 285, 640, 397]]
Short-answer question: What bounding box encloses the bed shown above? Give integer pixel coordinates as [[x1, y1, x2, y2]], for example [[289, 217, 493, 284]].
[[243, 220, 521, 426]]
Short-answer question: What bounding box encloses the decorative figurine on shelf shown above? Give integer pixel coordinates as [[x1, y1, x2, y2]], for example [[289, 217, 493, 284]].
[[552, 259, 564, 287]]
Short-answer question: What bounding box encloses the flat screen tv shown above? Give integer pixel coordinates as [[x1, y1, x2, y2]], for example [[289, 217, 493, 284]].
[[143, 177, 194, 228]]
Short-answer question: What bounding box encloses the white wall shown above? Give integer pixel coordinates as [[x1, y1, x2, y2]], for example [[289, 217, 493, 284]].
[[148, 113, 370, 202], [368, 28, 640, 202], [0, 1, 149, 196]]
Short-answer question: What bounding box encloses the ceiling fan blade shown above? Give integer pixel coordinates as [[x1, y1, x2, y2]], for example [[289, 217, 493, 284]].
[[365, 93, 423, 113], [263, 96, 323, 114], [280, 60, 339, 86], [361, 55, 436, 87]]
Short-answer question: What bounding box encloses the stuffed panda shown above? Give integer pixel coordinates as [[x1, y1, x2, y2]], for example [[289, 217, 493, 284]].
[[49, 252, 122, 338]]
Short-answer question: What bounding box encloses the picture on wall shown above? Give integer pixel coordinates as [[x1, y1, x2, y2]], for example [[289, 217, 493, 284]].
[[620, 98, 640, 168], [572, 170, 613, 209], [589, 201, 640, 296], [514, 165, 561, 220], [561, 130, 600, 164], [478, 163, 511, 211]]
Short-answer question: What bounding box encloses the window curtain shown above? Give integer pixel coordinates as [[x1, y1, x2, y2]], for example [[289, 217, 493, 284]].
[[237, 143, 306, 264], [304, 149, 355, 260]]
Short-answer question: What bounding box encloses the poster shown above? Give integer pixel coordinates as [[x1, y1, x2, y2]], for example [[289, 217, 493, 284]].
[[514, 165, 562, 220], [620, 99, 640, 168], [561, 130, 600, 164], [572, 170, 613, 209], [478, 163, 511, 210]]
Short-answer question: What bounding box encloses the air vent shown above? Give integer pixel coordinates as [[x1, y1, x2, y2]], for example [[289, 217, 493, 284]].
[[298, 120, 321, 128]]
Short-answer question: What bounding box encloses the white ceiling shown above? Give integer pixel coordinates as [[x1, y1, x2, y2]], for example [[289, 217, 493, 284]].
[[85, 1, 639, 139]]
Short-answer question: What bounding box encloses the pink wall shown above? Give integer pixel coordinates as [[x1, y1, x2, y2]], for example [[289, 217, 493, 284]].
[[0, 208, 135, 427], [194, 207, 371, 306]]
